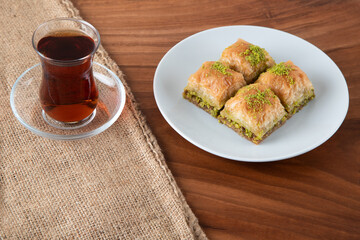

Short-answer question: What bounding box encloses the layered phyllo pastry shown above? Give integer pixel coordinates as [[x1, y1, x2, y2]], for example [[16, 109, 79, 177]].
[[218, 83, 287, 144], [183, 61, 246, 117], [219, 38, 275, 84], [256, 61, 315, 116]]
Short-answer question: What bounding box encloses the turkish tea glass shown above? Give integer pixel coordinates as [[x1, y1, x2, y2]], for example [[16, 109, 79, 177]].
[[32, 18, 100, 128]]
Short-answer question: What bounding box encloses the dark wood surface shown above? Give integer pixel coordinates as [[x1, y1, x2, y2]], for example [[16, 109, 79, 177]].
[[72, 1, 360, 239]]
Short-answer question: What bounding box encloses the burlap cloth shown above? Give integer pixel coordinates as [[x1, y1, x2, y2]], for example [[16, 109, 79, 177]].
[[0, 0, 207, 239]]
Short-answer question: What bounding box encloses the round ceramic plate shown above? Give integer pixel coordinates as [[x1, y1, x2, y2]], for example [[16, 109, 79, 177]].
[[153, 25, 349, 162], [10, 62, 126, 140]]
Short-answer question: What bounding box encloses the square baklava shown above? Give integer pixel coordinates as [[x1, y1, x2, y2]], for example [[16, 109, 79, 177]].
[[219, 38, 275, 84], [256, 60, 315, 116], [218, 83, 287, 144], [183, 61, 246, 117]]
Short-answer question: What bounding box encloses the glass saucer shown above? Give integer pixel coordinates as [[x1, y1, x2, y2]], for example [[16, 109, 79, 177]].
[[10, 62, 126, 140]]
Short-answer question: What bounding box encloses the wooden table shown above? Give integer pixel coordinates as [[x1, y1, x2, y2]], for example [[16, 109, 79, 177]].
[[72, 1, 360, 239]]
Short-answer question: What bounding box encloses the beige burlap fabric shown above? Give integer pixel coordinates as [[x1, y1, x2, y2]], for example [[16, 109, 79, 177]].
[[0, 0, 207, 239]]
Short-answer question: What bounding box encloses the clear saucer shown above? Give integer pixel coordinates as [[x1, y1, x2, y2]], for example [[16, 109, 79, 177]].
[[10, 62, 126, 140]]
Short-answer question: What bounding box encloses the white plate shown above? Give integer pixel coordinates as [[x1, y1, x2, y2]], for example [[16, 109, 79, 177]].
[[153, 25, 349, 162]]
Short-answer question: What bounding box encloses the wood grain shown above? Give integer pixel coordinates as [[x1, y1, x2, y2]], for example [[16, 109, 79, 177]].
[[72, 0, 360, 239]]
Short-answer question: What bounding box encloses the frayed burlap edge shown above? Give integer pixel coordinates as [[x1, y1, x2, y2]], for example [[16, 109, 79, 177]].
[[59, 0, 207, 239]]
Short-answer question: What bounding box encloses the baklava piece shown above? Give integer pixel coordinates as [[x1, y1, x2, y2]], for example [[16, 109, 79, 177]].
[[183, 61, 246, 117], [218, 83, 287, 144], [219, 38, 275, 84], [256, 61, 315, 117]]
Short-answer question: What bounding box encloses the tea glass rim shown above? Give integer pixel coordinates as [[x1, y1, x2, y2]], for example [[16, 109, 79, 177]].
[[32, 17, 101, 65]]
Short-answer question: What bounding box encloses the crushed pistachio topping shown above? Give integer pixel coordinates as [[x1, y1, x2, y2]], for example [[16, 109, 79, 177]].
[[211, 61, 232, 76], [268, 62, 294, 85], [241, 45, 266, 66], [244, 128, 253, 138], [244, 87, 273, 113]]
